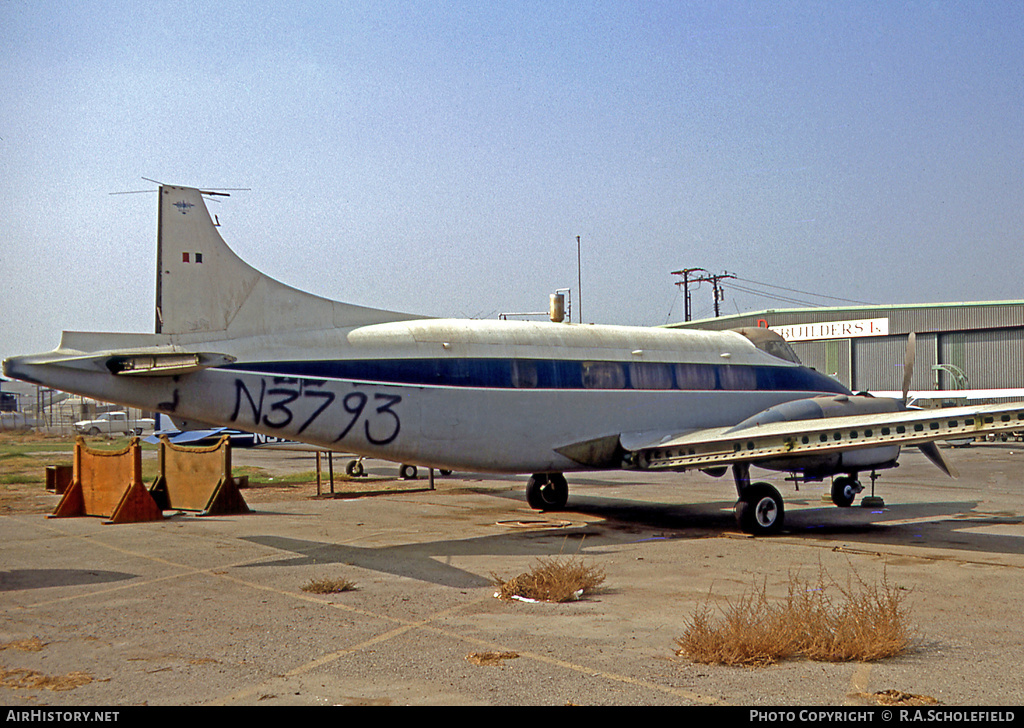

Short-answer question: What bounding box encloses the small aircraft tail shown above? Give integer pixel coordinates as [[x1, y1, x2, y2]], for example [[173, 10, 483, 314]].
[[155, 185, 420, 338]]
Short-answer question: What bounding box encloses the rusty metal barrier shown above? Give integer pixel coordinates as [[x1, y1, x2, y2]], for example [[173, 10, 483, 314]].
[[50, 437, 163, 524], [45, 464, 73, 494], [149, 435, 250, 516]]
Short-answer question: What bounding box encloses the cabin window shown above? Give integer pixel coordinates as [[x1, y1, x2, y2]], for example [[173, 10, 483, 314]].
[[674, 363, 717, 390], [510, 360, 538, 388], [719, 365, 757, 390], [629, 362, 673, 390], [581, 362, 625, 389]]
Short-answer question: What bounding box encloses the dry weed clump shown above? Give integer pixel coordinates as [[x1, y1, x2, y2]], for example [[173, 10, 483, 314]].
[[492, 557, 605, 603], [301, 576, 357, 594], [858, 689, 939, 706], [466, 651, 520, 666], [0, 637, 45, 652], [0, 668, 93, 691], [676, 569, 915, 666]]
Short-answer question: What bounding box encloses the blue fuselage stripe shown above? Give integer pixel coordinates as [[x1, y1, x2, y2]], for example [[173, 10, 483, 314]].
[[223, 358, 850, 394]]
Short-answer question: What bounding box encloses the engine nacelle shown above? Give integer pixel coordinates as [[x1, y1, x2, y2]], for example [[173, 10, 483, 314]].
[[729, 394, 903, 478]]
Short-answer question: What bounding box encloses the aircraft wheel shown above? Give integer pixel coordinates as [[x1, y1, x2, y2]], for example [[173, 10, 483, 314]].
[[831, 476, 859, 507], [735, 482, 785, 536], [399, 464, 418, 480], [345, 459, 365, 477], [525, 473, 568, 511], [439, 469, 453, 476]]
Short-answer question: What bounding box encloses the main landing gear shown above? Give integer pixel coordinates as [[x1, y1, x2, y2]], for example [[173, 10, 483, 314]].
[[830, 475, 863, 508], [525, 472, 569, 511], [733, 463, 784, 536]]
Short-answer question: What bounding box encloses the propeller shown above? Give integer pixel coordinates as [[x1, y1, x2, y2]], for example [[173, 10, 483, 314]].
[[919, 441, 959, 478], [900, 332, 959, 478], [902, 332, 916, 404]]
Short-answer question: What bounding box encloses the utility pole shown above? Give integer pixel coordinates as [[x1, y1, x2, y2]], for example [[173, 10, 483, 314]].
[[671, 269, 735, 320], [576, 235, 582, 324], [708, 271, 735, 317], [670, 267, 706, 322]]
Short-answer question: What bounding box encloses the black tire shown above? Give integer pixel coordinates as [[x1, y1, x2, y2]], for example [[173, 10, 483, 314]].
[[525, 473, 568, 511], [345, 459, 364, 477], [399, 464, 418, 480], [831, 476, 858, 507], [735, 482, 785, 535], [439, 469, 453, 476], [88, 427, 101, 436]]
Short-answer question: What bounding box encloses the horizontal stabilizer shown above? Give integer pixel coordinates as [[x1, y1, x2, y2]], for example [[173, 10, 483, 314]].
[[19, 350, 236, 377], [105, 352, 236, 376]]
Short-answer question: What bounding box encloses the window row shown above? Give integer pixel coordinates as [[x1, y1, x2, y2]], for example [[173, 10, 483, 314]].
[[243, 357, 849, 394]]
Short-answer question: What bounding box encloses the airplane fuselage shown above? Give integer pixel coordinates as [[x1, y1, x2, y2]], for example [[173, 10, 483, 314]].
[[6, 317, 849, 473]]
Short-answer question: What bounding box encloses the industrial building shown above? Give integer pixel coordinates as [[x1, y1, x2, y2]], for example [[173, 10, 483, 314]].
[[668, 300, 1024, 400]]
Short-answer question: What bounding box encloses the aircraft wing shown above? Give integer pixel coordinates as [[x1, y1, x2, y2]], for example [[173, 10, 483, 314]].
[[557, 401, 1024, 472], [144, 428, 231, 445], [869, 389, 1024, 404], [630, 401, 1024, 472]]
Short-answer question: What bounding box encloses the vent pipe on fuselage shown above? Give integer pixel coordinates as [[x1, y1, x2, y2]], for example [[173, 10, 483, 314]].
[[549, 293, 566, 323]]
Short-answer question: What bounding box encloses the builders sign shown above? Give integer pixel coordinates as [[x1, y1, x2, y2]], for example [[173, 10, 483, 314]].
[[768, 317, 889, 342]]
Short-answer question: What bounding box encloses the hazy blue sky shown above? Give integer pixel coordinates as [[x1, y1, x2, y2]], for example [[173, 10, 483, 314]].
[[2, 1, 1022, 362]]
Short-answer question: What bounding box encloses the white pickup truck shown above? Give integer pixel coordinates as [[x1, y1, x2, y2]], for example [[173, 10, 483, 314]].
[[74, 412, 155, 436]]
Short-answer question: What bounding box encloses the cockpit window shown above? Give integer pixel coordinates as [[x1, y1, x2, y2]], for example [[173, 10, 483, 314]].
[[730, 327, 802, 364]]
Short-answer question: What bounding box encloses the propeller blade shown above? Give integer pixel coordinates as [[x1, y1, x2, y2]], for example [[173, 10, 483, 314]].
[[917, 441, 959, 478], [902, 332, 917, 403]]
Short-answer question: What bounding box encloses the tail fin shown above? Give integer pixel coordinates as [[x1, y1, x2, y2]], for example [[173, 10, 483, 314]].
[[155, 185, 420, 337]]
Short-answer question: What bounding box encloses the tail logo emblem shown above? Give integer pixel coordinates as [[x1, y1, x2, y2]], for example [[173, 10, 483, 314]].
[[173, 200, 194, 214]]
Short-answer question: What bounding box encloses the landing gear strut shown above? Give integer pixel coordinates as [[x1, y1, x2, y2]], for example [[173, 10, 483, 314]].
[[733, 464, 785, 536], [525, 473, 569, 511]]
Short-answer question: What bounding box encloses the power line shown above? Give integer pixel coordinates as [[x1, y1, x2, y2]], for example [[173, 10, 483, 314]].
[[731, 276, 874, 306], [727, 281, 825, 308]]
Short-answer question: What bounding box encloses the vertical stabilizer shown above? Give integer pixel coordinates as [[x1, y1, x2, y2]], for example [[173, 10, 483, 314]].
[[155, 186, 420, 337]]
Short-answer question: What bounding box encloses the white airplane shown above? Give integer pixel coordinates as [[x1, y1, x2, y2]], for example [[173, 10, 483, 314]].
[[6, 184, 1024, 535]]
